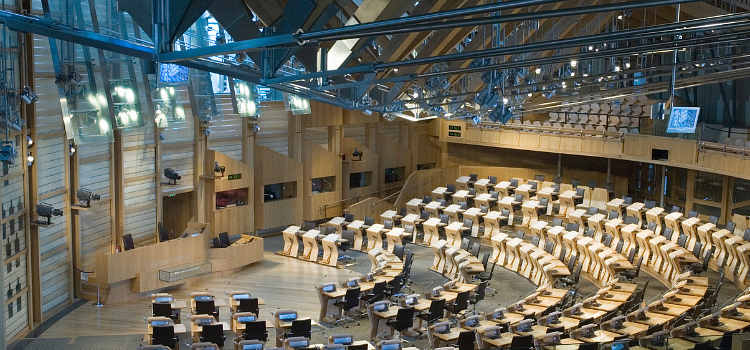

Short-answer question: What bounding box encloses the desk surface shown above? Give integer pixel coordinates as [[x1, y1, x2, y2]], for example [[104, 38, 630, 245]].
[[433, 327, 470, 341], [147, 323, 187, 334]]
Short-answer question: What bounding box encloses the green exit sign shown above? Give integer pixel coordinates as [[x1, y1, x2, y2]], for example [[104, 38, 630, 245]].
[[228, 174, 242, 180], [448, 132, 462, 137], [448, 125, 462, 131]]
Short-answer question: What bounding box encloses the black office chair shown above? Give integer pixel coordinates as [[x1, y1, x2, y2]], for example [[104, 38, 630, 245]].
[[361, 282, 386, 306], [151, 325, 178, 349], [213, 237, 227, 248], [535, 174, 545, 182], [551, 218, 563, 227], [677, 234, 688, 248], [565, 223, 579, 232], [509, 334, 534, 350], [243, 320, 268, 341], [300, 221, 316, 232], [468, 174, 478, 186], [469, 281, 487, 311], [558, 262, 582, 288], [622, 255, 644, 282], [552, 175, 562, 184], [386, 307, 415, 342], [196, 300, 219, 320], [623, 215, 638, 225], [583, 228, 595, 238], [383, 220, 393, 230], [570, 178, 581, 188], [200, 324, 226, 346], [423, 195, 432, 204], [446, 291, 470, 317], [219, 232, 231, 247], [289, 319, 312, 339], [460, 238, 471, 251], [339, 230, 355, 263], [343, 213, 354, 226], [602, 234, 613, 247], [386, 274, 405, 300], [363, 217, 375, 229], [587, 180, 598, 189], [418, 298, 445, 324], [608, 210, 619, 220], [537, 198, 549, 216], [334, 288, 360, 327], [323, 226, 334, 235], [709, 215, 719, 225], [662, 227, 674, 240], [644, 200, 656, 209], [476, 256, 497, 295], [153, 302, 178, 322], [459, 219, 473, 237], [237, 298, 260, 315], [392, 244, 405, 260], [544, 241, 555, 255], [158, 225, 170, 242], [122, 233, 135, 251], [455, 330, 476, 350], [446, 184, 456, 195], [469, 242, 480, 257], [574, 188, 585, 205]]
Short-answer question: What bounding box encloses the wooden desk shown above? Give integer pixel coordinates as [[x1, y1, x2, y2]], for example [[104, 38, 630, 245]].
[[484, 211, 507, 239], [380, 210, 398, 224], [320, 234, 342, 267], [366, 224, 385, 251], [463, 208, 485, 238], [347, 220, 365, 250], [432, 327, 470, 348], [423, 218, 441, 246], [401, 214, 420, 242], [301, 230, 321, 262], [606, 199, 624, 218], [191, 322, 230, 342], [147, 323, 187, 335], [325, 217, 346, 234], [282, 226, 301, 257], [443, 204, 464, 223], [536, 187, 556, 216], [385, 228, 409, 252], [445, 222, 464, 248], [558, 190, 577, 217], [432, 187, 448, 200], [521, 200, 542, 228], [424, 201, 443, 218], [456, 176, 471, 191], [406, 198, 423, 215]]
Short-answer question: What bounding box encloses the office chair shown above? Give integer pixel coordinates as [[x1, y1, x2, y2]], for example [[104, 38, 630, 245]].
[[300, 221, 316, 232], [558, 262, 582, 288], [644, 200, 656, 209], [608, 210, 619, 220], [334, 288, 361, 327], [200, 324, 226, 346], [662, 227, 674, 240], [570, 178, 581, 188], [219, 232, 231, 247], [213, 237, 227, 248], [446, 184, 456, 195], [551, 218, 563, 227], [469, 281, 487, 311], [361, 282, 386, 306], [339, 230, 355, 263], [122, 233, 135, 251], [544, 241, 555, 255], [383, 220, 393, 230], [669, 205, 681, 213], [288, 319, 312, 339], [622, 255, 644, 282], [469, 242, 480, 257], [530, 235, 540, 247], [509, 334, 534, 350], [385, 274, 405, 300], [363, 217, 374, 230], [586, 207, 599, 216], [709, 215, 719, 225], [537, 198, 549, 216], [622, 215, 638, 225], [535, 174, 545, 182], [468, 174, 478, 185], [686, 247, 713, 275], [587, 180, 598, 189], [583, 228, 595, 238], [242, 321, 268, 341], [195, 300, 219, 319], [324, 226, 335, 235], [677, 234, 688, 248], [488, 176, 498, 185], [529, 181, 538, 190], [565, 223, 579, 232], [237, 298, 260, 315], [476, 256, 497, 295], [392, 244, 405, 260], [455, 330, 476, 350], [552, 175, 562, 184], [418, 298, 445, 324], [446, 291, 470, 317], [423, 195, 432, 204], [158, 225, 170, 242], [574, 188, 585, 205], [385, 307, 415, 343], [615, 240, 624, 254], [460, 238, 470, 251], [602, 234, 613, 247], [458, 201, 468, 211], [603, 182, 615, 192], [403, 225, 414, 243], [153, 302, 179, 322], [343, 213, 354, 226], [151, 325, 178, 349], [622, 196, 633, 205]]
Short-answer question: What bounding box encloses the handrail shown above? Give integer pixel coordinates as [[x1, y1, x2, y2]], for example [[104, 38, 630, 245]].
[[318, 186, 402, 214], [372, 171, 444, 207]]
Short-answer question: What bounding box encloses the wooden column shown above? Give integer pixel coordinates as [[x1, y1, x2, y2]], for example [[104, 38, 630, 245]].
[[365, 123, 377, 151], [243, 121, 256, 166], [328, 125, 341, 156], [288, 113, 302, 162]]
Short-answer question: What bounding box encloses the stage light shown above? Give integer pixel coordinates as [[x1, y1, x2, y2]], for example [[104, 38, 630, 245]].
[[164, 167, 181, 185], [76, 188, 100, 207], [214, 161, 225, 176], [27, 134, 33, 147], [570, 60, 578, 67], [69, 143, 75, 156], [535, 68, 541, 74], [0, 141, 16, 165], [35, 203, 63, 225], [20, 86, 37, 104], [26, 153, 33, 166], [252, 124, 260, 132]]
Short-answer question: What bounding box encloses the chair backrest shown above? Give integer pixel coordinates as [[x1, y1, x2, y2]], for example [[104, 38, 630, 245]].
[[219, 232, 231, 246], [677, 234, 687, 248], [530, 235, 540, 247], [403, 225, 414, 234], [153, 302, 172, 317], [419, 210, 429, 220], [469, 243, 480, 257], [623, 216, 638, 225], [393, 307, 415, 331], [195, 300, 215, 315], [539, 197, 548, 207], [383, 220, 393, 230], [501, 209, 509, 217], [212, 237, 223, 248], [510, 179, 518, 187], [670, 205, 681, 213], [529, 181, 538, 190], [552, 176, 562, 184], [692, 241, 703, 258], [460, 238, 470, 251], [535, 174, 545, 182], [463, 219, 473, 229], [342, 288, 361, 310], [587, 180, 598, 189], [341, 230, 354, 250], [489, 176, 498, 184], [570, 178, 581, 188], [426, 299, 446, 321], [603, 182, 615, 191], [647, 222, 656, 231], [243, 321, 268, 341], [544, 241, 555, 254], [615, 240, 624, 254], [608, 211, 619, 220], [480, 206, 489, 214], [602, 235, 613, 246], [459, 202, 468, 210], [456, 330, 476, 350], [514, 194, 523, 202], [490, 191, 499, 199], [399, 208, 406, 216], [576, 188, 585, 197], [565, 223, 579, 232], [623, 196, 633, 205], [122, 234, 135, 251], [238, 298, 259, 314], [509, 334, 534, 349], [324, 226, 335, 235], [453, 291, 470, 313], [584, 228, 594, 238], [446, 184, 456, 193], [662, 228, 674, 240], [516, 230, 525, 240], [743, 229, 750, 242], [201, 324, 225, 345], [552, 185, 560, 193], [159, 226, 170, 242], [644, 200, 655, 209], [586, 207, 599, 215], [468, 187, 477, 196], [152, 326, 176, 347], [301, 221, 315, 231], [627, 247, 637, 264], [709, 215, 719, 225], [344, 213, 354, 222], [551, 218, 563, 227], [439, 215, 449, 224], [364, 217, 375, 226], [393, 245, 405, 260], [290, 319, 312, 339], [727, 221, 737, 235], [469, 174, 478, 181]]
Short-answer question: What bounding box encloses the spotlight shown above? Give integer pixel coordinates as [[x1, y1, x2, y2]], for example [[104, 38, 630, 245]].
[[502, 97, 509, 104], [26, 153, 33, 166], [617, 14, 623, 20], [69, 143, 75, 156], [352, 147, 363, 161], [35, 203, 63, 225], [214, 161, 225, 176], [27, 134, 33, 147], [535, 68, 541, 74], [20, 86, 37, 104], [76, 188, 101, 207], [570, 60, 578, 67], [164, 167, 181, 185], [252, 124, 260, 132]]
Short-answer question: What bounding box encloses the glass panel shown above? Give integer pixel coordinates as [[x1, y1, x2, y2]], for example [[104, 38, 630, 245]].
[[159, 262, 212, 282], [216, 188, 248, 209], [693, 203, 722, 218], [385, 167, 406, 184], [349, 172, 372, 189], [733, 178, 750, 204], [312, 176, 336, 194], [264, 182, 297, 202], [694, 171, 723, 202], [417, 163, 436, 170]]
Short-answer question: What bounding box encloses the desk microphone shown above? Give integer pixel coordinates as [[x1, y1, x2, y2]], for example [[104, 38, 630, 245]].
[[223, 282, 231, 295]]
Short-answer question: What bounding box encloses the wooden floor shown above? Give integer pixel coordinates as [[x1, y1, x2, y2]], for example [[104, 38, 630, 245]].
[[39, 252, 350, 338]]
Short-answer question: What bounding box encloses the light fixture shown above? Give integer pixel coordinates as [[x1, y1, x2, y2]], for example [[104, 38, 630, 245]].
[[76, 188, 100, 207], [214, 161, 225, 176], [618, 14, 623, 20], [570, 60, 578, 67], [588, 45, 594, 51], [20, 86, 37, 104], [69, 143, 75, 156], [527, 93, 533, 97], [535, 68, 541, 74], [286, 94, 311, 115], [164, 167, 181, 185], [26, 134, 33, 147], [502, 97, 509, 104], [614, 66, 621, 72], [34, 203, 63, 225], [252, 124, 261, 133], [0, 141, 17, 165], [26, 152, 33, 166]]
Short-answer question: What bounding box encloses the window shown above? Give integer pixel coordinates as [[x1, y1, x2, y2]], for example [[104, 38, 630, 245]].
[[417, 163, 436, 170], [264, 181, 296, 202], [385, 167, 406, 184], [312, 176, 335, 194], [216, 188, 248, 209], [693, 203, 721, 218], [349, 172, 372, 189], [733, 178, 750, 204], [694, 172, 723, 203]]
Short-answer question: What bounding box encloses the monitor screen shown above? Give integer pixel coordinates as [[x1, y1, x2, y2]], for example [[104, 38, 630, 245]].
[[486, 329, 500, 339], [381, 343, 401, 350], [158, 63, 189, 85], [667, 107, 700, 134], [518, 322, 531, 332], [233, 294, 251, 300], [434, 322, 450, 334], [611, 343, 625, 350], [289, 340, 308, 348], [405, 296, 417, 305], [278, 313, 297, 321], [151, 320, 170, 327], [322, 284, 336, 293], [332, 337, 352, 345], [347, 280, 358, 288], [238, 315, 256, 322], [373, 302, 388, 312], [244, 344, 264, 350], [154, 296, 173, 303], [194, 295, 213, 302], [195, 318, 214, 325]]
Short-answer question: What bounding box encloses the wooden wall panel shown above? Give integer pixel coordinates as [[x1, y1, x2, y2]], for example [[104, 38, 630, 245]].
[[378, 121, 399, 140], [205, 150, 254, 236], [257, 101, 289, 156], [209, 95, 243, 161], [344, 124, 366, 144], [254, 145, 303, 229], [303, 141, 342, 220], [304, 127, 329, 149], [36, 136, 66, 196], [302, 101, 342, 127], [376, 134, 412, 191], [38, 194, 69, 315], [341, 137, 378, 201], [77, 144, 112, 271]]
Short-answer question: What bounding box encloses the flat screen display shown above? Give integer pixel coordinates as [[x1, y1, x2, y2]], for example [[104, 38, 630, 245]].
[[347, 280, 358, 288], [159, 63, 189, 85], [405, 297, 416, 305], [322, 284, 335, 293], [332, 337, 352, 345], [243, 344, 263, 350], [278, 313, 297, 320], [238, 315, 256, 322], [373, 302, 387, 312], [194, 295, 213, 302], [289, 340, 308, 348], [195, 318, 213, 325], [151, 320, 170, 326], [233, 294, 251, 300], [667, 107, 700, 133], [381, 343, 400, 350], [155, 296, 173, 303]]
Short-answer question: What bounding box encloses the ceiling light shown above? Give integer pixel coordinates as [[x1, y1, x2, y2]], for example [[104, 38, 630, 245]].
[[588, 45, 594, 51], [535, 68, 541, 74], [570, 60, 578, 67], [570, 72, 575, 77], [502, 97, 509, 104], [618, 15, 623, 20]]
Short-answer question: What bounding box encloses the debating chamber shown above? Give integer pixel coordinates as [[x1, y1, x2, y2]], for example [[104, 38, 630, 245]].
[[3, 0, 750, 350]]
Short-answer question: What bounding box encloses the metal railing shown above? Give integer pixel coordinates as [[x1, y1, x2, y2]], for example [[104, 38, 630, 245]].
[[318, 186, 403, 218], [372, 171, 445, 207]]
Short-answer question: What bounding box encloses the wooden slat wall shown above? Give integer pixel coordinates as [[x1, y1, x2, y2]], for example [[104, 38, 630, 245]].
[[122, 128, 157, 244], [344, 124, 366, 144], [3, 172, 28, 340], [378, 121, 400, 140], [162, 88, 195, 193], [257, 101, 289, 156], [77, 144, 112, 270], [38, 194, 69, 314], [209, 95, 243, 161], [304, 127, 328, 149]]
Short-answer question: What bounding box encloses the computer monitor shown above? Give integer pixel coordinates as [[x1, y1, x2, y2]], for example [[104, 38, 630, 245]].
[[322, 283, 336, 293], [331, 334, 352, 345], [278, 312, 297, 321], [192, 343, 218, 350], [346, 278, 359, 288], [546, 312, 560, 324], [483, 327, 501, 339], [287, 337, 309, 348], [580, 325, 595, 338], [325, 345, 345, 350], [194, 317, 214, 325], [154, 296, 173, 303], [491, 308, 505, 320], [610, 341, 628, 350], [233, 293, 251, 300], [380, 340, 401, 350], [243, 343, 264, 350], [610, 316, 624, 329], [404, 294, 418, 306], [516, 320, 532, 333], [364, 273, 374, 282], [434, 321, 451, 334], [237, 315, 256, 323], [194, 295, 213, 302], [465, 315, 480, 328], [151, 320, 171, 327], [373, 301, 389, 312], [430, 287, 442, 298]]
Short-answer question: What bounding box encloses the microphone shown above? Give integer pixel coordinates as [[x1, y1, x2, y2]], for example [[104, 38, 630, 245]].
[[223, 281, 231, 295]]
